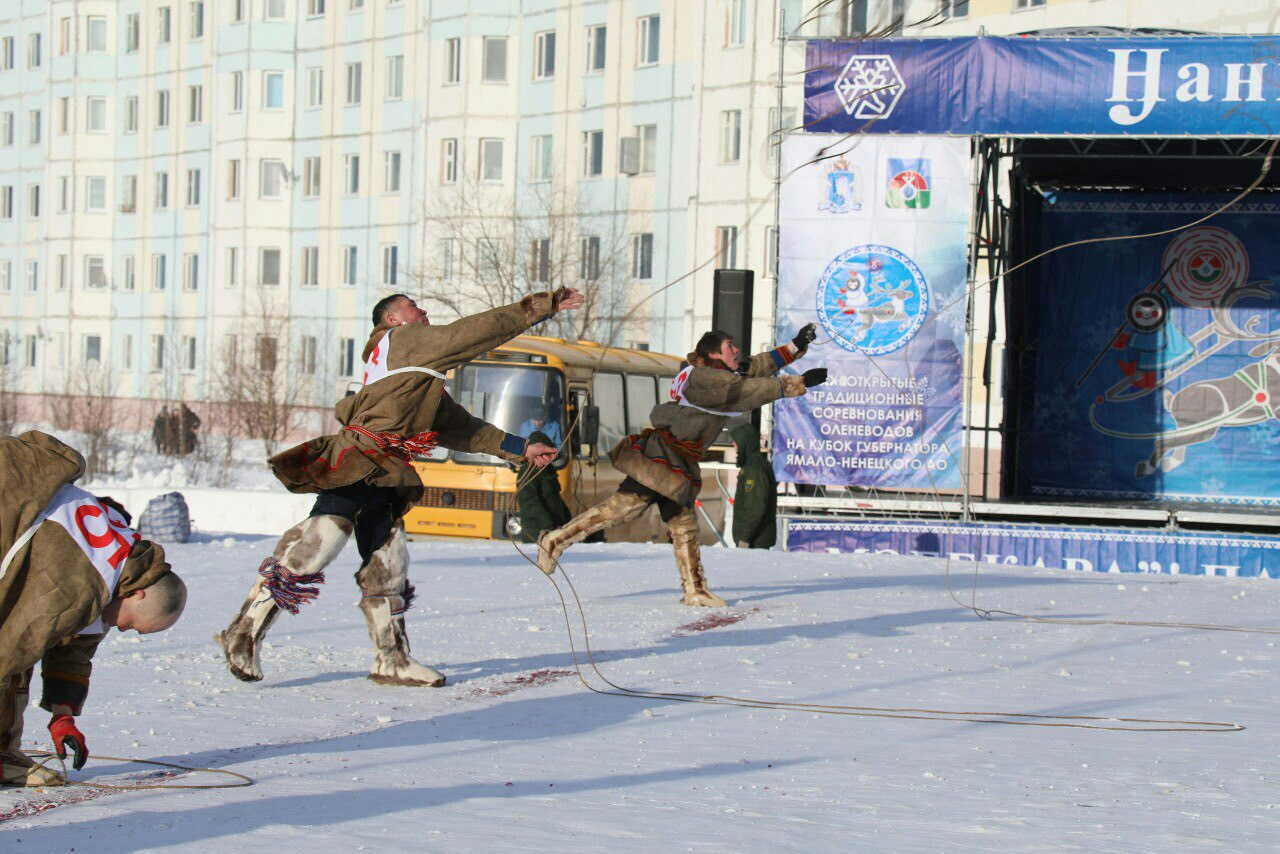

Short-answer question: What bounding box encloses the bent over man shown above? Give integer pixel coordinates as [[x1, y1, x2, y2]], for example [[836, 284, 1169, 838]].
[[1, 431, 186, 787], [537, 325, 826, 605], [218, 289, 583, 687]]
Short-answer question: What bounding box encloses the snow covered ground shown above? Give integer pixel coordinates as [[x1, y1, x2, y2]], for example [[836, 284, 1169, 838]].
[[4, 536, 1280, 851]]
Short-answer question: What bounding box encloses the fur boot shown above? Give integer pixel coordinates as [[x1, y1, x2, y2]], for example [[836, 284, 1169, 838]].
[[0, 670, 62, 788], [217, 514, 353, 682], [356, 523, 445, 687], [668, 508, 727, 607], [536, 491, 650, 574]]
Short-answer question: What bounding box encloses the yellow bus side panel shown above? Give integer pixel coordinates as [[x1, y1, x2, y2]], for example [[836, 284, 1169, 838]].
[[404, 506, 493, 539]]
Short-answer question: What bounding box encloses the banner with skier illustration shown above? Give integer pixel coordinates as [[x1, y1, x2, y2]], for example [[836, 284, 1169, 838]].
[[773, 135, 970, 489], [1018, 192, 1280, 505]]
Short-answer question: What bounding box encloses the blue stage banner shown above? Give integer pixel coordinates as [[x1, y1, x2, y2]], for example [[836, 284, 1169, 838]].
[[806, 36, 1280, 137], [785, 518, 1280, 579], [1021, 193, 1280, 506], [774, 135, 969, 489]]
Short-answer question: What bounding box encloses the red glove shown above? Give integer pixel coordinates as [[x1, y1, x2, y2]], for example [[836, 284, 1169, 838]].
[[49, 714, 88, 770]]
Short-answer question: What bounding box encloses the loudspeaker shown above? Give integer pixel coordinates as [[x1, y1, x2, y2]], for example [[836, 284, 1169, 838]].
[[712, 268, 754, 355]]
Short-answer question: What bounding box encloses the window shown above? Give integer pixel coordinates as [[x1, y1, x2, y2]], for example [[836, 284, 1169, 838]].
[[182, 336, 197, 372], [86, 176, 106, 211], [479, 139, 503, 182], [586, 24, 606, 73], [531, 135, 552, 182], [227, 247, 239, 287], [122, 256, 136, 291], [534, 31, 556, 80], [156, 89, 170, 128], [155, 171, 169, 208], [28, 110, 41, 145], [530, 238, 550, 283], [24, 335, 37, 367], [186, 169, 200, 205], [302, 156, 321, 197], [120, 334, 133, 369], [0, 260, 9, 292], [0, 38, 12, 70], [263, 72, 285, 109], [382, 244, 398, 285], [721, 110, 742, 162], [637, 15, 660, 66], [125, 14, 140, 51], [122, 174, 138, 211], [625, 374, 657, 434], [383, 151, 401, 192], [1, 113, 12, 145], [350, 0, 365, 9], [445, 38, 461, 84], [306, 67, 323, 107], [301, 336, 317, 374], [716, 225, 739, 268], [184, 253, 199, 290], [339, 338, 356, 376], [637, 124, 657, 174], [307, 0, 326, 15], [0, 186, 11, 219], [152, 335, 165, 371], [152, 254, 167, 290], [58, 176, 68, 212], [345, 62, 362, 104], [158, 7, 172, 44], [190, 2, 205, 38], [343, 154, 360, 193], [940, 0, 969, 17], [1015, 0, 1045, 7], [26, 260, 38, 292], [60, 18, 72, 55], [342, 246, 358, 285], [265, 0, 286, 19], [482, 37, 507, 82], [440, 238, 457, 281], [593, 372, 627, 450], [88, 17, 108, 52], [768, 106, 797, 166], [260, 248, 281, 285], [80, 97, 109, 133], [27, 184, 39, 218], [27, 33, 41, 68], [58, 98, 70, 134], [581, 235, 601, 282], [57, 255, 68, 290], [441, 138, 458, 184], [233, 0, 246, 22], [260, 159, 284, 198], [385, 55, 403, 99], [84, 335, 102, 365], [227, 159, 242, 199], [188, 85, 203, 123], [582, 130, 604, 177], [727, 0, 747, 46], [231, 71, 244, 111], [301, 246, 319, 286], [632, 233, 653, 279], [125, 96, 138, 132], [86, 256, 107, 289]]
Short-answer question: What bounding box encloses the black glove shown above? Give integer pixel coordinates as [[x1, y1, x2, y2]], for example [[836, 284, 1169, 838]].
[[791, 323, 818, 351], [802, 368, 828, 388]]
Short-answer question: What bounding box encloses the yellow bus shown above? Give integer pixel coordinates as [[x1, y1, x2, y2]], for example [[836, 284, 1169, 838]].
[[403, 335, 728, 544]]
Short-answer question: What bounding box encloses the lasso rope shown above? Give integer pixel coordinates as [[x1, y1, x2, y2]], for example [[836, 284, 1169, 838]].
[[26, 751, 254, 791]]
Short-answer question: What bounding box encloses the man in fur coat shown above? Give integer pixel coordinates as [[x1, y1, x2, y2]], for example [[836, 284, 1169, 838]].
[[0, 431, 186, 786], [218, 288, 583, 687], [536, 325, 826, 605]]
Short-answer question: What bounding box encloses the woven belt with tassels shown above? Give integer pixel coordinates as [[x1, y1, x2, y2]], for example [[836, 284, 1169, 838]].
[[644, 428, 706, 462], [344, 425, 438, 465]]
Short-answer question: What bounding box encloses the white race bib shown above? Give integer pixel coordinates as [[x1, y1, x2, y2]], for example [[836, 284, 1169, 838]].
[[44, 485, 141, 634], [361, 328, 446, 387], [669, 365, 737, 417]]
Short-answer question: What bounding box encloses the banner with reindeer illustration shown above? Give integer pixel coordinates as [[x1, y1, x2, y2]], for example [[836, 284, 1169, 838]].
[[1017, 192, 1280, 506], [773, 134, 970, 490]]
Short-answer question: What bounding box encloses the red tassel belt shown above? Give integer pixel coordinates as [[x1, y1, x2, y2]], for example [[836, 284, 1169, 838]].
[[640, 427, 705, 462], [344, 425, 438, 465]]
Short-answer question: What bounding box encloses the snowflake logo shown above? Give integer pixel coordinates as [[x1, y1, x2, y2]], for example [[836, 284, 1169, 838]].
[[834, 54, 904, 121]]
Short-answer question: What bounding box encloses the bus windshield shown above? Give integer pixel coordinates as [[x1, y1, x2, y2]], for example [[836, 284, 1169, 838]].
[[448, 364, 567, 466]]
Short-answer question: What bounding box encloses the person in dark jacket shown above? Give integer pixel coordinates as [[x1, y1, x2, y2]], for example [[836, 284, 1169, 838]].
[[515, 429, 572, 543], [730, 421, 777, 549]]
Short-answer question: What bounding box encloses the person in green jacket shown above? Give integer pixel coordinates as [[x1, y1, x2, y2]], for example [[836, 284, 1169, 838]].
[[730, 421, 777, 549], [515, 430, 572, 544]]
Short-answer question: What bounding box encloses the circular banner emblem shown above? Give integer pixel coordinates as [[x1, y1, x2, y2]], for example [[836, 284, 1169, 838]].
[[1161, 226, 1248, 307], [815, 244, 930, 355]]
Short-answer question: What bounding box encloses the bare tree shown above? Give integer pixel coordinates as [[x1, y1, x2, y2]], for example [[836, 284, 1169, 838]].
[[0, 332, 18, 435], [48, 360, 120, 480], [410, 177, 638, 345]]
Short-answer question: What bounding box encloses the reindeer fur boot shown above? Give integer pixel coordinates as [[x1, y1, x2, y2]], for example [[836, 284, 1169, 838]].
[[217, 514, 353, 682], [536, 491, 650, 574], [668, 508, 727, 607], [357, 523, 445, 687], [0, 670, 63, 788]]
